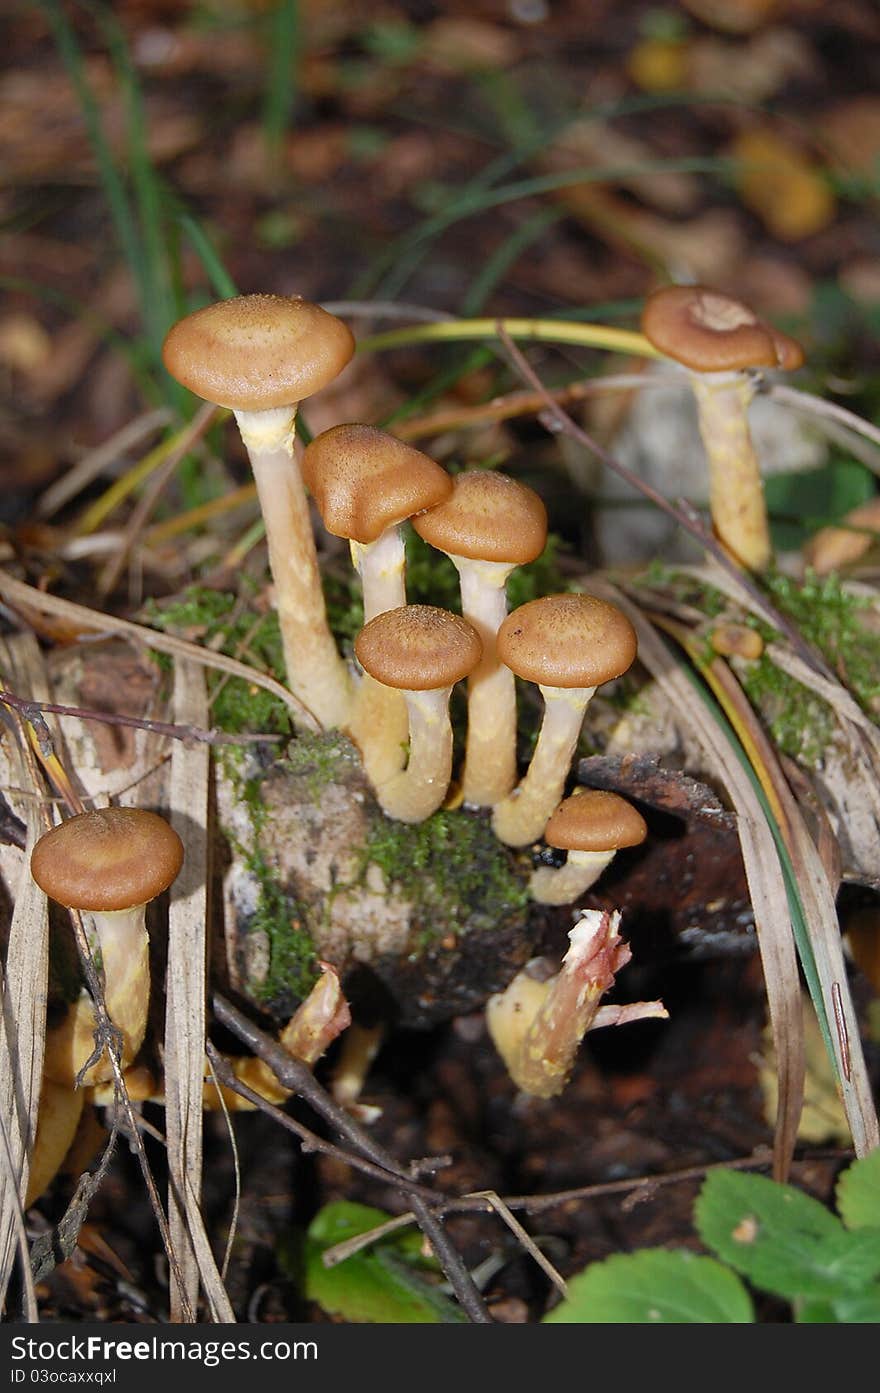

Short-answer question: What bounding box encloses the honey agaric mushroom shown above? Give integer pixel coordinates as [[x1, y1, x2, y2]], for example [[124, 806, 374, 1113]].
[[486, 909, 667, 1098], [641, 284, 804, 572], [354, 605, 482, 823], [162, 294, 356, 730], [25, 1079, 85, 1208], [491, 594, 637, 848], [528, 789, 648, 906], [412, 470, 548, 808], [302, 423, 453, 784], [31, 807, 183, 1086]]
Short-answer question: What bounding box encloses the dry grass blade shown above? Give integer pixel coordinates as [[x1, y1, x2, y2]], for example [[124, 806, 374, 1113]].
[[0, 636, 56, 1317], [591, 580, 806, 1180], [0, 570, 316, 730], [36, 408, 173, 519], [164, 659, 232, 1321]]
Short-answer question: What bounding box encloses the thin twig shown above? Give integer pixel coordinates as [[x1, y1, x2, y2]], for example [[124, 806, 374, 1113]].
[[211, 994, 493, 1324], [0, 689, 282, 748]]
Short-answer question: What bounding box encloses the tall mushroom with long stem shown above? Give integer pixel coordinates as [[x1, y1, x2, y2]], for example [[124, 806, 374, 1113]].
[[162, 294, 356, 730], [641, 284, 804, 572], [301, 423, 453, 783], [354, 605, 482, 824], [491, 594, 638, 848], [412, 469, 547, 808], [31, 807, 183, 1086], [528, 789, 648, 906]]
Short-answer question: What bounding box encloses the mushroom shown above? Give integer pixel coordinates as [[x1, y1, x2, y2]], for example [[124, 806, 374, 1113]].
[[354, 605, 482, 823], [412, 469, 548, 807], [491, 594, 638, 848], [31, 807, 184, 1086], [162, 294, 356, 730], [486, 909, 667, 1098], [528, 789, 648, 906], [301, 423, 453, 783], [25, 1079, 85, 1208], [641, 284, 804, 572]]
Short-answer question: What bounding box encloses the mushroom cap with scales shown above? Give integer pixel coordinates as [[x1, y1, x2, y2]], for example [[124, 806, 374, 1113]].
[[301, 424, 452, 544], [641, 285, 804, 374], [412, 469, 547, 564], [161, 293, 355, 411], [497, 593, 637, 688], [354, 605, 482, 691], [30, 807, 184, 913], [544, 789, 647, 853]]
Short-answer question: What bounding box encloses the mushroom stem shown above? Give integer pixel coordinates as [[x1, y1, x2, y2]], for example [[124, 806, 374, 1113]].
[[528, 849, 615, 906], [347, 528, 411, 783], [350, 527, 407, 623], [235, 406, 354, 730], [372, 686, 455, 824], [44, 906, 150, 1086], [457, 560, 517, 807], [25, 1080, 85, 1208], [491, 685, 595, 847], [689, 371, 771, 572]]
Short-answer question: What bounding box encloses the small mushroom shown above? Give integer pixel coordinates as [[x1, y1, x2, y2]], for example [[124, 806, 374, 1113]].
[[31, 807, 183, 1086], [301, 423, 453, 783], [528, 789, 648, 906], [491, 594, 638, 847], [354, 605, 482, 823], [413, 469, 548, 807], [641, 284, 804, 572], [162, 294, 355, 729]]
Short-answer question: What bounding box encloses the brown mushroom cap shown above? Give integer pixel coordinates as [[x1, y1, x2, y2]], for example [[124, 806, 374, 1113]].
[[161, 294, 355, 411], [497, 594, 637, 688], [301, 424, 452, 543], [412, 469, 548, 564], [31, 808, 184, 912], [641, 285, 804, 373], [354, 605, 482, 690], [544, 790, 647, 852]]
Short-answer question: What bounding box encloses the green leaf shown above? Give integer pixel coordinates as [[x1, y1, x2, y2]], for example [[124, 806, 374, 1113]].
[[828, 1287, 880, 1323], [837, 1150, 880, 1231], [300, 1202, 467, 1324], [765, 459, 876, 552], [543, 1249, 754, 1323], [695, 1170, 880, 1300]]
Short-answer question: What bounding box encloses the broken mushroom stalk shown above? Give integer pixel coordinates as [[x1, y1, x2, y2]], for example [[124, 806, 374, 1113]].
[[162, 293, 356, 730], [529, 789, 648, 906], [30, 807, 183, 1087], [486, 909, 668, 1098], [641, 284, 804, 573]]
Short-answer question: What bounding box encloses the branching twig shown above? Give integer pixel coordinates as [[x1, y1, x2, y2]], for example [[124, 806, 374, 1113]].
[[211, 994, 493, 1324]]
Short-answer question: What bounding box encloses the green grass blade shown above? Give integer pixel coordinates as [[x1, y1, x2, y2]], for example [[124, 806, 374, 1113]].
[[262, 0, 300, 160]]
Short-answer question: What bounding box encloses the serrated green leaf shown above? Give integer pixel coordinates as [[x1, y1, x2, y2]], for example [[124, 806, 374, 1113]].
[[836, 1150, 880, 1231], [543, 1249, 754, 1323], [300, 1201, 466, 1324], [695, 1170, 880, 1300]]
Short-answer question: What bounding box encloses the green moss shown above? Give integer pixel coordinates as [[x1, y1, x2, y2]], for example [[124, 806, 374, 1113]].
[[738, 655, 836, 766], [143, 584, 291, 735], [246, 851, 319, 1006], [761, 570, 880, 711], [361, 806, 528, 945], [282, 729, 363, 800]]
